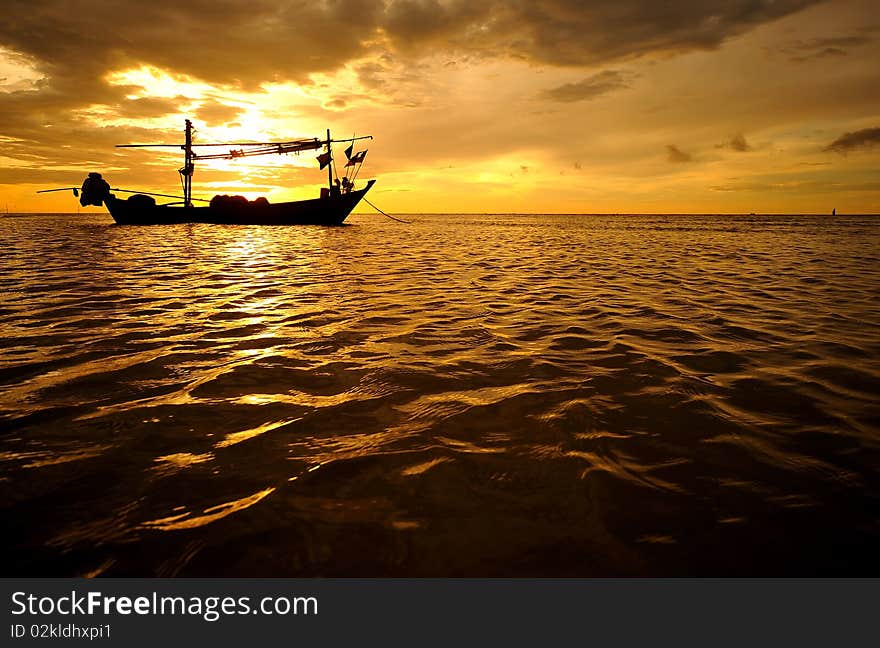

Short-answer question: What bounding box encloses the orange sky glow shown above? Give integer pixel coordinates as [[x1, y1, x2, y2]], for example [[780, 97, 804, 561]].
[[1, 0, 878, 214]]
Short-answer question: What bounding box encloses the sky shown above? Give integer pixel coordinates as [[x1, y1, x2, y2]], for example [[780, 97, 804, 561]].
[[1, 0, 878, 214]]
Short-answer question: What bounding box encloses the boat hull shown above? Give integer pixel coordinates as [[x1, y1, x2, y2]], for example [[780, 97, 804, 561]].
[[105, 180, 375, 225]]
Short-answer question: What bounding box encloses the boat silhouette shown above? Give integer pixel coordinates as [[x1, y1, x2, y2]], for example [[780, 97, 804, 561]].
[[40, 119, 375, 225]]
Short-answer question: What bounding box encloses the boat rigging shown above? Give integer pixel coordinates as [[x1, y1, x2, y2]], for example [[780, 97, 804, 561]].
[[37, 119, 376, 226]]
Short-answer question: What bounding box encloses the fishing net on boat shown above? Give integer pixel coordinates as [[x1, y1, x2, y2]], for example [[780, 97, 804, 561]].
[[209, 195, 271, 209], [126, 194, 156, 208]]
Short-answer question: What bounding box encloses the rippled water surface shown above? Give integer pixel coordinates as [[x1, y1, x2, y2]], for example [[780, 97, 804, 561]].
[[1, 212, 878, 576]]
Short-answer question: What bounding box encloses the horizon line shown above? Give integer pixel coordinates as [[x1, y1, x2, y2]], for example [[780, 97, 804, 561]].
[[5, 211, 878, 217]]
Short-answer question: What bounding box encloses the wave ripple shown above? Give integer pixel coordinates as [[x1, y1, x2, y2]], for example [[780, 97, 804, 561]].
[[1, 213, 878, 576]]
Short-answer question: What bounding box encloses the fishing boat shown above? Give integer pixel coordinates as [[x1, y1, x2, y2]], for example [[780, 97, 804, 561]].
[[39, 119, 375, 225]]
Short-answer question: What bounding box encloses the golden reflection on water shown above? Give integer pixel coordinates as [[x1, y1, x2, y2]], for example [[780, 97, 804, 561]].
[[216, 417, 302, 449], [141, 487, 276, 531], [0, 213, 878, 576]]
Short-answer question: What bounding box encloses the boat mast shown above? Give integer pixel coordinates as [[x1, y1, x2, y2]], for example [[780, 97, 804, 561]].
[[326, 129, 333, 192], [182, 119, 194, 207]]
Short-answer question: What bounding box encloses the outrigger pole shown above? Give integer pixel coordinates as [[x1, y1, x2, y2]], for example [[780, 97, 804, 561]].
[[36, 186, 209, 203]]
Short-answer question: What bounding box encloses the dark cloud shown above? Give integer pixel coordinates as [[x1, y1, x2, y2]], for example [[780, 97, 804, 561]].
[[797, 35, 872, 49], [0, 1, 381, 91], [729, 134, 752, 152], [794, 46, 847, 61], [117, 97, 186, 119], [196, 101, 243, 125], [382, 0, 819, 66], [0, 1, 820, 94], [823, 127, 880, 154], [717, 133, 753, 152], [783, 33, 873, 62], [666, 144, 692, 163], [354, 56, 429, 91], [383, 0, 490, 50], [0, 1, 822, 136], [540, 70, 631, 103]]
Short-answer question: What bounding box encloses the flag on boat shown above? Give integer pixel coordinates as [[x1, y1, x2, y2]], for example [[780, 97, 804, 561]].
[[345, 150, 367, 167], [317, 151, 332, 169], [344, 143, 354, 160]]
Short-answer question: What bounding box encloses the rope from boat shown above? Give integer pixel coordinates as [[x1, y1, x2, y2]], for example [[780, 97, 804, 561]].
[[363, 197, 411, 224]]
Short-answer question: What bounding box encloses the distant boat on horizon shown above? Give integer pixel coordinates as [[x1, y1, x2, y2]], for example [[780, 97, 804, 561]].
[[39, 119, 375, 226]]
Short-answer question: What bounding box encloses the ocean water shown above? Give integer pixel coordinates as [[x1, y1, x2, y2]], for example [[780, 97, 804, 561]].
[[0, 212, 878, 576]]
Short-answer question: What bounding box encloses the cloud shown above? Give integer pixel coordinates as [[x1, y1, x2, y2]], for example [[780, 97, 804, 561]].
[[666, 144, 692, 163], [782, 33, 874, 62], [0, 1, 821, 93], [710, 178, 880, 192], [116, 96, 186, 119], [540, 70, 631, 103], [823, 127, 880, 153], [382, 0, 820, 66], [717, 133, 753, 152], [729, 134, 753, 152], [793, 46, 847, 62], [196, 101, 243, 125], [351, 54, 437, 106], [9, 0, 876, 213], [0, 0, 822, 155], [0, 1, 381, 91]]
